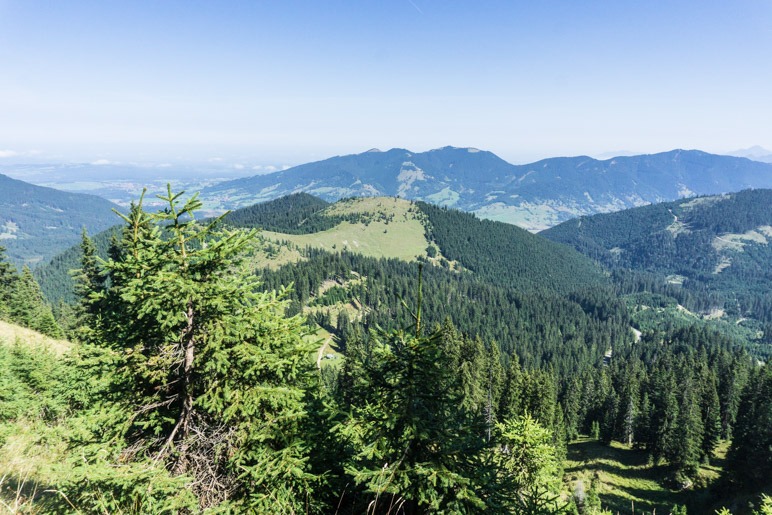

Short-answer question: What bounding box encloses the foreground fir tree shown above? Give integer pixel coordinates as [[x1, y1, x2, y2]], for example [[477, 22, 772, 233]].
[[338, 268, 569, 514], [339, 269, 488, 512], [86, 187, 320, 511]]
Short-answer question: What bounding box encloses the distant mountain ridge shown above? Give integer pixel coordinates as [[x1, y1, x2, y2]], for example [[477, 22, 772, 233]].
[[0, 173, 121, 267], [542, 189, 772, 327], [202, 147, 772, 231], [727, 146, 772, 163]]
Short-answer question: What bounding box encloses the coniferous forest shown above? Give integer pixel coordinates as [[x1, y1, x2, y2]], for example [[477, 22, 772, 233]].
[[1, 188, 770, 514]]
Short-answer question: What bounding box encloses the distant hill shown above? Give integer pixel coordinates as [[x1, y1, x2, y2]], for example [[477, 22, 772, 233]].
[[225, 193, 605, 294], [0, 173, 122, 267], [37, 193, 606, 304], [542, 189, 772, 329], [0, 161, 251, 210], [202, 147, 772, 231], [726, 146, 772, 163]]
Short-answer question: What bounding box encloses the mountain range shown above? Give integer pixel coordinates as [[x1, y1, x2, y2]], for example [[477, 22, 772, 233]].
[[0, 173, 121, 266], [543, 188, 772, 348], [202, 147, 772, 231], [727, 146, 772, 163]]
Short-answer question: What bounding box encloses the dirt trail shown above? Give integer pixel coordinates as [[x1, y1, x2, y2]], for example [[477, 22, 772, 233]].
[[316, 336, 333, 369]]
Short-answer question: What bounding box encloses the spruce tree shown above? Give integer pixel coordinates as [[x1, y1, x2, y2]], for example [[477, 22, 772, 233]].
[[487, 413, 568, 514], [648, 366, 680, 463], [73, 228, 103, 313], [69, 228, 105, 341], [671, 378, 703, 478], [699, 368, 722, 462], [458, 334, 488, 414], [0, 245, 17, 319], [8, 266, 63, 338], [341, 267, 487, 512], [561, 374, 586, 442], [599, 389, 619, 445], [726, 364, 772, 489], [88, 187, 320, 511], [499, 357, 524, 421]]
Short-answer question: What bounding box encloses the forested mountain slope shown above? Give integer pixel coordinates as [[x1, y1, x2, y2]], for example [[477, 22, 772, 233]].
[[38, 193, 606, 303], [542, 189, 772, 345], [35, 193, 616, 370], [223, 192, 330, 232], [202, 147, 772, 231], [230, 194, 607, 293], [0, 173, 121, 266], [223, 195, 620, 371], [417, 201, 604, 294], [34, 224, 119, 304]]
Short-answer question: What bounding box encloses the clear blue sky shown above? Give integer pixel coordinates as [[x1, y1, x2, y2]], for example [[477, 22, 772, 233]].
[[1, 0, 771, 165]]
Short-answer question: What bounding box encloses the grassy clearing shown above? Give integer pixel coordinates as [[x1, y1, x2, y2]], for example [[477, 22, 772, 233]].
[[246, 237, 307, 270], [564, 437, 729, 514], [474, 202, 557, 232], [0, 419, 72, 512], [261, 197, 430, 262], [0, 326, 76, 513], [625, 294, 762, 345], [263, 219, 428, 261], [320, 197, 408, 217], [0, 320, 70, 355]]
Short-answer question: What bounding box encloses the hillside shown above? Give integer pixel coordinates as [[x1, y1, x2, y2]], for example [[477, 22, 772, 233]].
[[249, 197, 620, 369], [262, 197, 431, 262], [223, 192, 331, 232], [0, 173, 122, 267], [542, 189, 772, 347], [37, 192, 606, 303], [0, 319, 70, 355], [226, 194, 431, 262], [35, 193, 613, 368], [34, 224, 120, 304], [201, 147, 772, 231]]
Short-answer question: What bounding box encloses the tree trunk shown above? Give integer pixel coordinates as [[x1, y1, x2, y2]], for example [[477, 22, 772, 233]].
[[159, 301, 196, 468], [175, 301, 196, 465]]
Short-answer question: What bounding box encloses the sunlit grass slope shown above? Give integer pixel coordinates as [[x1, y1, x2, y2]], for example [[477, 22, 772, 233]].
[[564, 436, 729, 514], [0, 319, 70, 355], [261, 197, 430, 262]]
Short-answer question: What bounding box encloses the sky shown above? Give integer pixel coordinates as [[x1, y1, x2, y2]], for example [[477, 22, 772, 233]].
[[1, 0, 771, 166]]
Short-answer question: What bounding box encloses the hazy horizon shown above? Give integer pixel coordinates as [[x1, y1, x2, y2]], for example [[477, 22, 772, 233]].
[[2, 1, 771, 166]]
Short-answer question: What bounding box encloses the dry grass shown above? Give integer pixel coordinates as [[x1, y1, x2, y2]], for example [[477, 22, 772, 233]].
[[0, 320, 70, 355]]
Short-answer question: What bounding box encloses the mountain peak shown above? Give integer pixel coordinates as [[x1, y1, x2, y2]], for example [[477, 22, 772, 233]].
[[202, 148, 772, 232], [429, 145, 484, 153], [731, 145, 772, 155], [726, 146, 772, 163]]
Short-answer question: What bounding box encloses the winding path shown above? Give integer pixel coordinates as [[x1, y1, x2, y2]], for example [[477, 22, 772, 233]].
[[316, 336, 334, 369]]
